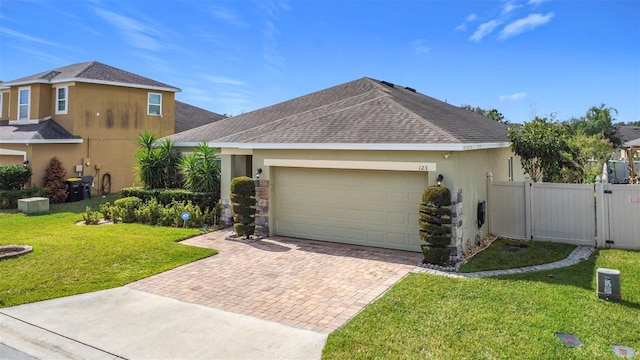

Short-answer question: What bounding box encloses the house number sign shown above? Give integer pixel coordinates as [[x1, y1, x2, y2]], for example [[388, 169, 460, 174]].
[[418, 165, 429, 171]]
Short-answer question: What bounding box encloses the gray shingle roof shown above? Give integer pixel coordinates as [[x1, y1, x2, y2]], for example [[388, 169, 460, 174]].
[[616, 125, 640, 143], [3, 61, 180, 92], [0, 119, 82, 143], [175, 101, 227, 133], [167, 77, 508, 147]]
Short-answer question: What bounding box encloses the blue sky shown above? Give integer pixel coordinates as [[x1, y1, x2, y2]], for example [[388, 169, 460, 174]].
[[1, 0, 638, 123]]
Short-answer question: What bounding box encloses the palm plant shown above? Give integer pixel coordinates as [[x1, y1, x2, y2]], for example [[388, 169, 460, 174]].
[[180, 142, 220, 194], [134, 132, 182, 189]]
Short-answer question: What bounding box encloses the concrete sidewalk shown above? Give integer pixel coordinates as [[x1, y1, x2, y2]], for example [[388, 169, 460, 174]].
[[0, 287, 327, 360]]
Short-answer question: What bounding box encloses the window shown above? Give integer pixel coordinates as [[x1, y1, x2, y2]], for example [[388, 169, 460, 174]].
[[508, 157, 513, 182], [18, 87, 30, 121], [0, 93, 3, 118], [56, 86, 68, 114], [148, 93, 161, 116]]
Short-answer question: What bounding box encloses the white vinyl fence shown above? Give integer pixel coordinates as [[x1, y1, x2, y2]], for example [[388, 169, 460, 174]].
[[489, 174, 640, 250]]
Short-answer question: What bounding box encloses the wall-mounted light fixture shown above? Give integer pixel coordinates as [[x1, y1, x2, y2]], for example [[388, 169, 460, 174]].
[[443, 152, 451, 159], [436, 174, 444, 186], [23, 160, 29, 165], [255, 168, 263, 179]]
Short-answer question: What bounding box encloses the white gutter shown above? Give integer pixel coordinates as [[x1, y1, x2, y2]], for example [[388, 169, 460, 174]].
[[3, 78, 181, 93], [174, 141, 511, 151], [0, 139, 84, 144]]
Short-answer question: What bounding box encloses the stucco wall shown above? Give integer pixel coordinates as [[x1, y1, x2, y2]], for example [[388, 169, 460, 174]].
[[218, 147, 522, 253]]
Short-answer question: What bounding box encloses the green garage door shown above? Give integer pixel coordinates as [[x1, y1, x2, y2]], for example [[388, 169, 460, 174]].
[[274, 167, 426, 252]]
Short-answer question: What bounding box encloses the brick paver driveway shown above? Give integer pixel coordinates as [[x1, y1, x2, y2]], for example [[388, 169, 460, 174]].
[[129, 229, 422, 333]]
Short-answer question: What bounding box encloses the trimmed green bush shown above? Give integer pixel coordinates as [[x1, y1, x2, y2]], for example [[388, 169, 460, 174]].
[[0, 165, 32, 190], [113, 196, 142, 223], [419, 186, 452, 265], [230, 176, 256, 238], [120, 187, 218, 213], [82, 206, 101, 225]]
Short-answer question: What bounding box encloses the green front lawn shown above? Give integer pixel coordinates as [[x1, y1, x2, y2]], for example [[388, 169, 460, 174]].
[[460, 238, 577, 273], [324, 249, 639, 359], [0, 196, 216, 307]]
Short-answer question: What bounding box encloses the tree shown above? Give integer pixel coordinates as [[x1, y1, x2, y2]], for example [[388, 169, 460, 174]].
[[507, 116, 573, 182], [563, 134, 614, 183], [486, 108, 506, 123], [461, 104, 508, 124], [230, 176, 256, 238], [568, 104, 622, 147], [43, 157, 68, 203], [179, 143, 220, 193]]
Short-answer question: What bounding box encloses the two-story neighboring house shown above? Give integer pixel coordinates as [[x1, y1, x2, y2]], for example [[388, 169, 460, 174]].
[[0, 61, 223, 193]]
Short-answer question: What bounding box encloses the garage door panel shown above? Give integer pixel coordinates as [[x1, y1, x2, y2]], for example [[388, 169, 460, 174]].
[[275, 168, 426, 252]]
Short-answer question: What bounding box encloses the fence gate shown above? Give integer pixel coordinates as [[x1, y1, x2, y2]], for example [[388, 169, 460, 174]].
[[489, 175, 640, 250], [598, 184, 640, 250]]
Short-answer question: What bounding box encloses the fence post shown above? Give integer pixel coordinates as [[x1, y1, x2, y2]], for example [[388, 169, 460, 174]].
[[487, 171, 493, 235], [595, 176, 604, 248], [524, 173, 532, 241]]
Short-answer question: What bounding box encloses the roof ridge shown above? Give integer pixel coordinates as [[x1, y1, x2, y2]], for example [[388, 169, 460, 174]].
[[214, 86, 387, 142], [74, 61, 100, 78], [385, 93, 459, 142]]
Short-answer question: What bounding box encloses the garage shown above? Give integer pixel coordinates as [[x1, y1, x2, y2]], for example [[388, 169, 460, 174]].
[[273, 167, 427, 252]]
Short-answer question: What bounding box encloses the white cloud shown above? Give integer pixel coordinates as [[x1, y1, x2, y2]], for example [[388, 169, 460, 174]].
[[499, 12, 554, 40], [411, 39, 430, 54], [500, 92, 527, 101], [209, 7, 248, 28], [528, 0, 548, 6], [455, 13, 478, 32], [94, 8, 162, 51], [470, 20, 501, 41], [202, 75, 247, 86], [0, 26, 62, 48], [502, 2, 522, 15]]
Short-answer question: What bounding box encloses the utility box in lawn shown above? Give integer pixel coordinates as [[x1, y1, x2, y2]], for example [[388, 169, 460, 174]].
[[596, 268, 621, 302]]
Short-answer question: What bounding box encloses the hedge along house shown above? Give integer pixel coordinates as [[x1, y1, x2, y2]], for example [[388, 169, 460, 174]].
[[0, 62, 223, 194], [168, 77, 524, 258]]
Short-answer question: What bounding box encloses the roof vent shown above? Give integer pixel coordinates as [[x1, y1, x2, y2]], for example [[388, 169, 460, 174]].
[[404, 86, 416, 93], [380, 81, 395, 88]]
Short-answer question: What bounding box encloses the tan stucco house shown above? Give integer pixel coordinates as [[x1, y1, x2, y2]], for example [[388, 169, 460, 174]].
[[0, 61, 225, 193], [168, 77, 524, 258]]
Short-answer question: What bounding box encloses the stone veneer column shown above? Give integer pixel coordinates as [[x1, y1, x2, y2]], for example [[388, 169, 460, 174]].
[[219, 198, 233, 226], [450, 188, 464, 261], [253, 180, 270, 237]]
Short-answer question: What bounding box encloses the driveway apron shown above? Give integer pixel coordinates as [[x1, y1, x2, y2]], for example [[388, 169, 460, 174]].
[[130, 229, 422, 333]]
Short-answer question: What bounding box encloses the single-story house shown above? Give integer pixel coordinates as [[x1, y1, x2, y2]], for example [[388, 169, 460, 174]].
[[167, 77, 524, 258]]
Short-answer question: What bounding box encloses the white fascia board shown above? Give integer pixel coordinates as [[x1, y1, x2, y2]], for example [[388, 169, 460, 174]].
[[4, 78, 181, 93], [0, 139, 84, 144], [197, 142, 511, 151]]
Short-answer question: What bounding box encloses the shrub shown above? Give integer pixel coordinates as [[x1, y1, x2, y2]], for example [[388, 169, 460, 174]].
[[43, 157, 68, 203], [179, 143, 220, 194], [99, 202, 114, 221], [82, 206, 101, 225], [134, 197, 163, 225], [230, 176, 256, 238], [113, 196, 142, 223], [120, 187, 219, 213], [419, 186, 452, 265], [0, 165, 32, 190]]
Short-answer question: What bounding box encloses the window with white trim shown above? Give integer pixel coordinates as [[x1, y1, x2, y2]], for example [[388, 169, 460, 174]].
[[18, 87, 30, 121], [56, 86, 68, 114], [508, 156, 514, 182], [148, 92, 161, 116], [0, 93, 3, 118]]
